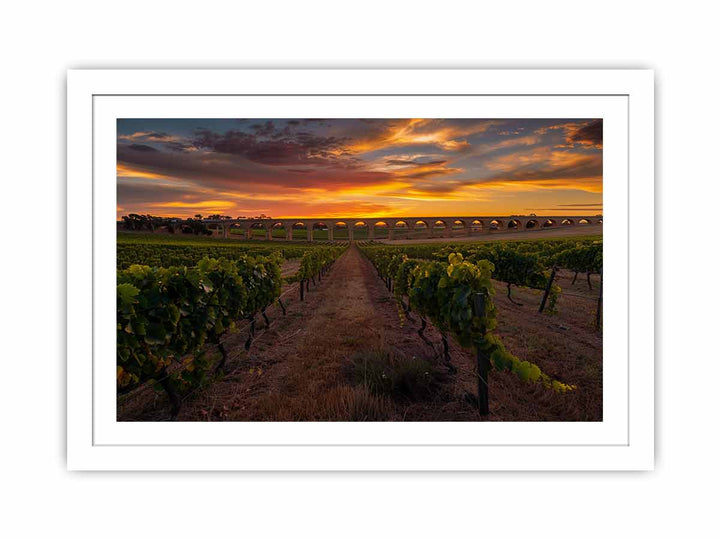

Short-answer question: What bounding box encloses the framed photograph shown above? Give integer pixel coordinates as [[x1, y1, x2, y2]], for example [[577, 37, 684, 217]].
[[67, 69, 654, 470]]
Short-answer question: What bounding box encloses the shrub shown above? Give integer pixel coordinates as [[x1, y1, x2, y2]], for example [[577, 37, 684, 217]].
[[345, 347, 437, 401]]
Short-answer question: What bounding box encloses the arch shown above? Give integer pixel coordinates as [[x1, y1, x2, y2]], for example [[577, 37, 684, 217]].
[[561, 218, 575, 226], [332, 221, 349, 241], [271, 221, 287, 240], [229, 223, 246, 236], [432, 219, 450, 238], [578, 218, 591, 225], [392, 220, 409, 241], [290, 221, 307, 240], [352, 221, 369, 241], [388, 220, 409, 240], [490, 219, 504, 230], [598, 218, 603, 224], [328, 221, 350, 241], [414, 220, 428, 229], [372, 221, 389, 239], [507, 219, 521, 230], [525, 219, 539, 229], [452, 219, 467, 237], [311, 222, 328, 241], [471, 219, 484, 233], [542, 219, 556, 228], [248, 221, 268, 239]]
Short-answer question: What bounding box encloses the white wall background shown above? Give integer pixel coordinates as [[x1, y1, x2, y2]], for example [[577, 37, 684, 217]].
[[1, 1, 715, 538]]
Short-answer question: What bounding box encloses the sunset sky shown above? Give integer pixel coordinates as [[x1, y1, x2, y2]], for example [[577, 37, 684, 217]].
[[117, 118, 602, 219]]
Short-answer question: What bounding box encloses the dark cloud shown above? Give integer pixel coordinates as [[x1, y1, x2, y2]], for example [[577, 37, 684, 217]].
[[401, 167, 462, 179], [250, 121, 276, 137], [192, 128, 355, 167], [117, 181, 199, 204], [409, 181, 462, 194], [128, 144, 158, 152], [117, 141, 392, 192], [384, 157, 461, 180], [386, 158, 448, 166], [568, 119, 603, 148], [163, 141, 196, 153]]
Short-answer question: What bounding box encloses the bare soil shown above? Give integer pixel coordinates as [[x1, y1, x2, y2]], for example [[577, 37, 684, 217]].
[[118, 245, 602, 422]]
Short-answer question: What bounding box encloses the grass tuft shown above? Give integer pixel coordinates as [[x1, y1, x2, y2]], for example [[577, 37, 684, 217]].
[[345, 347, 438, 401]]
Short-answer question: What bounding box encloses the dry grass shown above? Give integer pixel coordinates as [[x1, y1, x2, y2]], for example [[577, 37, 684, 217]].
[[252, 384, 394, 421]]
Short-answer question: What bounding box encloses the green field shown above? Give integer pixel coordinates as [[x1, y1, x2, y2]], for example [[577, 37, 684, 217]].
[[118, 231, 312, 247], [117, 232, 342, 269]]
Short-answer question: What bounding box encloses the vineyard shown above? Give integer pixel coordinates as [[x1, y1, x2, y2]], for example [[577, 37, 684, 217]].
[[117, 232, 339, 269], [117, 233, 603, 421]]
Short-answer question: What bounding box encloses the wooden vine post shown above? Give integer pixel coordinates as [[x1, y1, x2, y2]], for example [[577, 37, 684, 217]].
[[474, 292, 490, 415], [538, 266, 557, 313], [595, 268, 603, 329], [158, 367, 181, 419]]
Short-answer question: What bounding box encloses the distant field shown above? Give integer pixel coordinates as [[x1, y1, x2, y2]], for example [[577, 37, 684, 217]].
[[116, 232, 339, 269], [117, 230, 602, 252], [382, 224, 603, 244], [380, 232, 603, 249], [235, 228, 384, 240], [123, 223, 602, 243], [118, 231, 315, 247]]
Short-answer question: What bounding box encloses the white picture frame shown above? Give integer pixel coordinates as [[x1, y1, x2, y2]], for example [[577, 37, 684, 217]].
[[67, 68, 654, 471]]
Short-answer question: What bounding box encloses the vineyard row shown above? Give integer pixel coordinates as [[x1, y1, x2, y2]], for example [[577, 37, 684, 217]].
[[116, 245, 346, 418]]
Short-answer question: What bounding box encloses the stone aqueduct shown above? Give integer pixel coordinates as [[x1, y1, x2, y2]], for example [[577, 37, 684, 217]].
[[192, 215, 602, 241]]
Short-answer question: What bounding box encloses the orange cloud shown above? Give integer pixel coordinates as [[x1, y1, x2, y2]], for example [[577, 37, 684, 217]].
[[117, 163, 171, 180], [118, 131, 182, 143], [535, 120, 602, 149], [154, 200, 236, 210], [348, 119, 496, 154]]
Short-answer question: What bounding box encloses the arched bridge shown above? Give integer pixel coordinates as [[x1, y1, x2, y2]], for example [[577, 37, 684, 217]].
[[193, 215, 603, 241]]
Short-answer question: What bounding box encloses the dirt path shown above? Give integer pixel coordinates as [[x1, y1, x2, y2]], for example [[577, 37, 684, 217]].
[[119, 244, 602, 422], [177, 244, 469, 421]]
